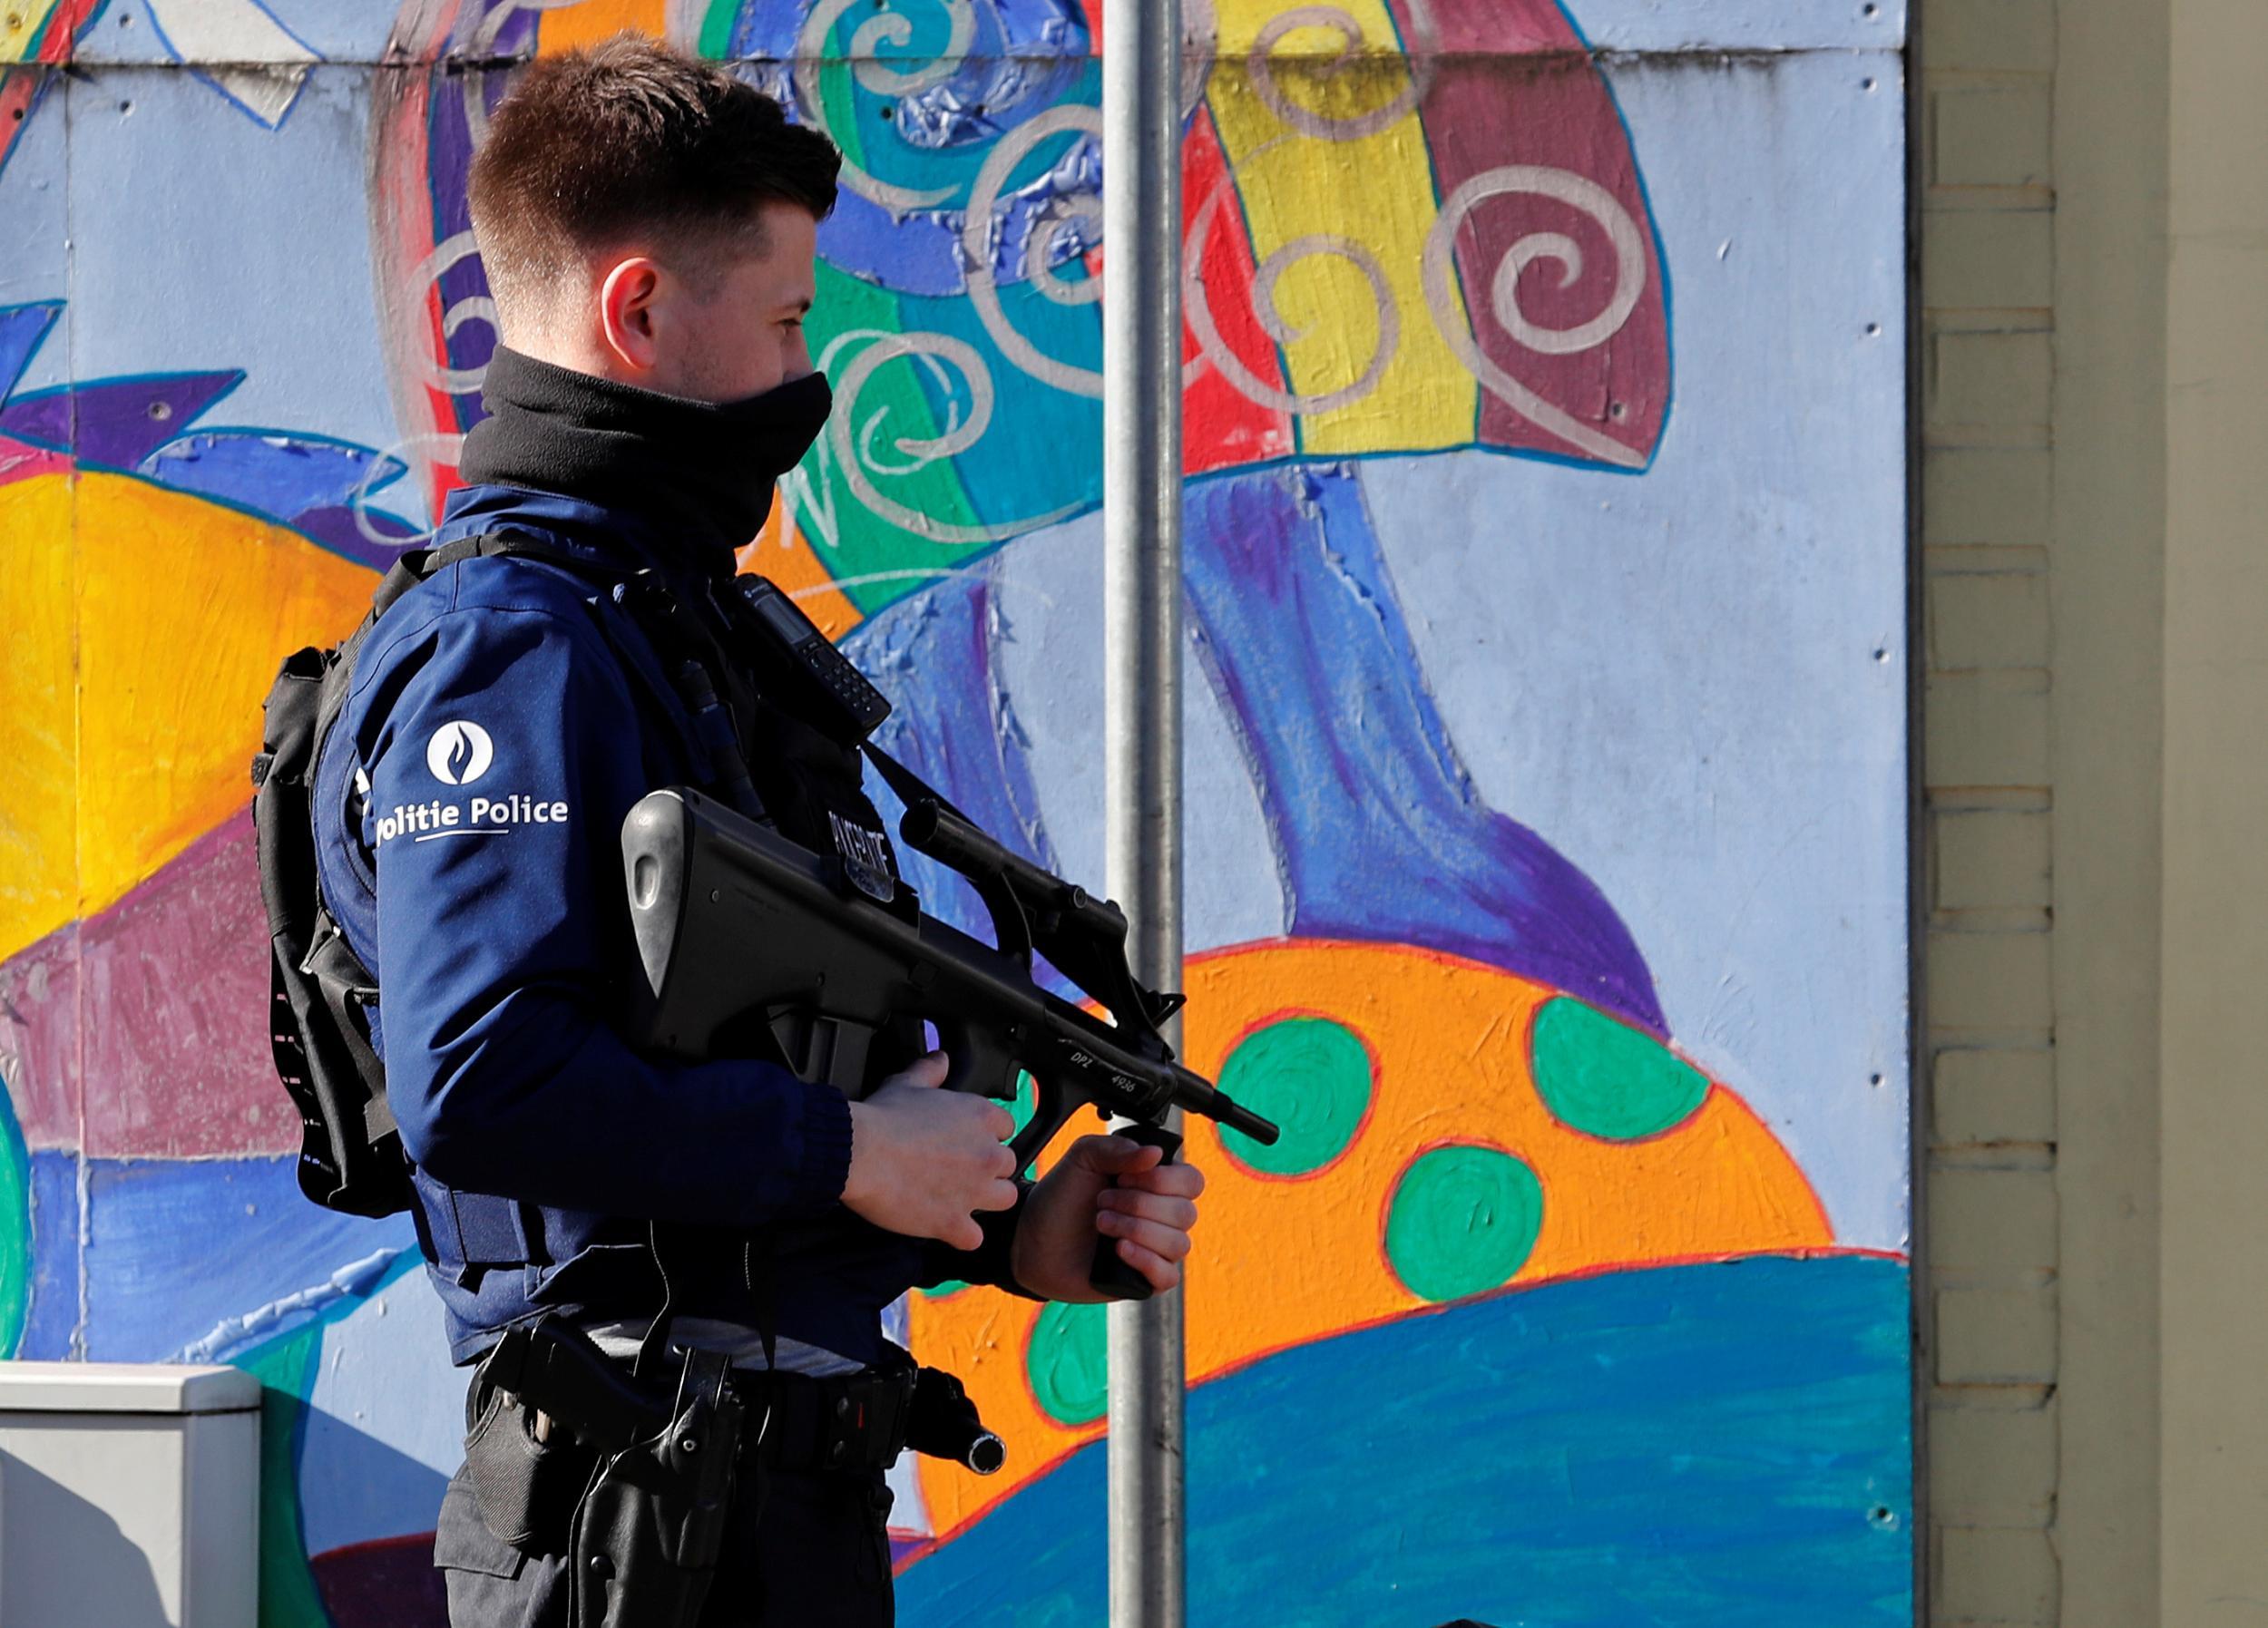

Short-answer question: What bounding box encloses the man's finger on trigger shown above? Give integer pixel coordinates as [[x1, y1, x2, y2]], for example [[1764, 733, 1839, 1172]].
[[977, 1178, 1020, 1212]]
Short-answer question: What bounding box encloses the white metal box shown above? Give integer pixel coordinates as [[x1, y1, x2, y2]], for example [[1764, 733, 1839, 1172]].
[[0, 1363, 260, 1628]]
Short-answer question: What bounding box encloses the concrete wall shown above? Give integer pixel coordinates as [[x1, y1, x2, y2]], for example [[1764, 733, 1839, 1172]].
[[1921, 0, 2268, 1622], [0, 2, 1917, 1623]]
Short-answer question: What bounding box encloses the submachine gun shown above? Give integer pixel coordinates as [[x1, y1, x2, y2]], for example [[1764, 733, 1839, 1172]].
[[619, 765, 1280, 1301]]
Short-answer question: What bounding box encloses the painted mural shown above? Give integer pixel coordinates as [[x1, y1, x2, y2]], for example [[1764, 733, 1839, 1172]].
[[0, 2, 1913, 1624]]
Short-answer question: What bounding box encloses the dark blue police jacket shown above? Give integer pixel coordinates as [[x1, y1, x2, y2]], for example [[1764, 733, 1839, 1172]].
[[312, 483, 1006, 1366]]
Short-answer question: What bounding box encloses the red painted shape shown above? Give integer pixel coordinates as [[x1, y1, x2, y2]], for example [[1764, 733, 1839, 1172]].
[[365, 53, 469, 523], [1389, 0, 1670, 466], [0, 816, 296, 1158], [0, 434, 68, 488], [36, 0, 103, 60], [310, 1532, 449, 1628], [0, 0, 103, 174], [1181, 106, 1295, 475]]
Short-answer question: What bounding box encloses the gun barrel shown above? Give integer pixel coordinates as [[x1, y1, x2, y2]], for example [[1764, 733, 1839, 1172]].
[[901, 799, 1127, 944], [1204, 1090, 1280, 1146]]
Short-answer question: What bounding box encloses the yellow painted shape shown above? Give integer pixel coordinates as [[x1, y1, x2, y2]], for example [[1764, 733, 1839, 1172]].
[[0, 470, 376, 966], [905, 937, 1833, 1538], [0, 2, 57, 62], [535, 0, 668, 55], [736, 491, 865, 643], [0, 473, 78, 960], [1205, 0, 1476, 455]]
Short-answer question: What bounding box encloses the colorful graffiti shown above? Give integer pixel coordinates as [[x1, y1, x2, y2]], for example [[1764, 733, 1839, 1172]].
[[0, 1, 1913, 1623]]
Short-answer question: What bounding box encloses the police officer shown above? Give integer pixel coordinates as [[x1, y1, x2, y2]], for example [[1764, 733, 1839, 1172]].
[[310, 35, 1206, 1627]]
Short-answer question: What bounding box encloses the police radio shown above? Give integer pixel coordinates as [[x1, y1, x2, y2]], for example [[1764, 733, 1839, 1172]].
[[731, 576, 892, 746]]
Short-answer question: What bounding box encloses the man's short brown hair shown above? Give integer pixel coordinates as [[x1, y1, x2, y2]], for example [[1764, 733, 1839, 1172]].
[[468, 34, 839, 320]]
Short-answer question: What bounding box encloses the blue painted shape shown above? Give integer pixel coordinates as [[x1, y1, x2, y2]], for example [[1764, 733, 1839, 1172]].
[[1183, 464, 1664, 1029], [142, 428, 403, 521], [852, 561, 1060, 945], [20, 1151, 81, 1362], [297, 1253, 458, 1557], [0, 302, 62, 402], [736, 3, 1095, 297], [82, 1155, 415, 1362], [902, 1255, 1912, 1626]]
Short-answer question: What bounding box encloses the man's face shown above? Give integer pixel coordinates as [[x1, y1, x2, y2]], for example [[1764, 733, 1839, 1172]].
[[657, 199, 820, 404]]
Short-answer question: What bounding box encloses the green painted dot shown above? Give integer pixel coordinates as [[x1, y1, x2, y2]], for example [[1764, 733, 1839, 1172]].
[[921, 1279, 971, 1300], [1384, 1145, 1543, 1303], [1027, 1300, 1110, 1426], [1217, 1017, 1374, 1175], [1530, 998, 1710, 1141]]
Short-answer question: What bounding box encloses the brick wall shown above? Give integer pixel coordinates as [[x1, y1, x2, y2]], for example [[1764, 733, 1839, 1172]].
[[1918, 0, 2065, 1621]]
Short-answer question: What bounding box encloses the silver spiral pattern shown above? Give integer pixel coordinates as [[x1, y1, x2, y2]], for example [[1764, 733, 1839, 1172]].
[[960, 102, 1107, 398], [817, 329, 1085, 545], [1421, 165, 1650, 468], [1184, 142, 1398, 415], [352, 430, 467, 544], [791, 0, 972, 213], [405, 230, 498, 395]]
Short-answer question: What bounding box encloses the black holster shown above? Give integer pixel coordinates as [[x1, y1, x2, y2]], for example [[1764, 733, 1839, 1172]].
[[464, 1320, 747, 1628], [569, 1349, 747, 1628]]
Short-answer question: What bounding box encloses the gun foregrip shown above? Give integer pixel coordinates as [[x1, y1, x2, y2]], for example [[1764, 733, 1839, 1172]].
[[1090, 1123, 1182, 1301]]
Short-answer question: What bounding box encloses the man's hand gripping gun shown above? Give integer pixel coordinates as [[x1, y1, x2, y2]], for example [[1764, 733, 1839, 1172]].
[[619, 780, 1281, 1300]]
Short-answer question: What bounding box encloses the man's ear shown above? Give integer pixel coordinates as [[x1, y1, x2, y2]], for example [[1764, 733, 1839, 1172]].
[[598, 257, 667, 375]]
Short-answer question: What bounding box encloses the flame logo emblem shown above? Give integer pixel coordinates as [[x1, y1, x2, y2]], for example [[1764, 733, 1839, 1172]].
[[425, 720, 494, 786]]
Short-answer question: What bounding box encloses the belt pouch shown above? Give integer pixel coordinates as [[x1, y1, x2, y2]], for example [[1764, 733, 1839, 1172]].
[[571, 1350, 747, 1628], [462, 1376, 591, 1555]]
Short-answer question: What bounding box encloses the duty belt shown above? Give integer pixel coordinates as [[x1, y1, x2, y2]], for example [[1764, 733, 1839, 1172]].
[[476, 1315, 1001, 1477]]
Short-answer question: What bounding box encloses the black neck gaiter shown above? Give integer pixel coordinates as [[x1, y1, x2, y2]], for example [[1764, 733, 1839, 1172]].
[[458, 346, 833, 578]]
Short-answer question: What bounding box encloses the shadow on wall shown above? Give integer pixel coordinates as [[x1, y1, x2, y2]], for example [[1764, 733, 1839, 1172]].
[[291, 1403, 451, 1627], [0, 1452, 170, 1625]]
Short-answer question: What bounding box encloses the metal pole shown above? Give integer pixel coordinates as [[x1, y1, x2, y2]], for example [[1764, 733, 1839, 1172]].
[[1104, 2, 1185, 1627]]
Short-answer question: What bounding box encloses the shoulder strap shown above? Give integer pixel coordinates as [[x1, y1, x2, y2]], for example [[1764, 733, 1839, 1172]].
[[858, 739, 966, 825]]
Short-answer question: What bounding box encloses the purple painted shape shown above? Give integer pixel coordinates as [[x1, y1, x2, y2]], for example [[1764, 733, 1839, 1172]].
[[290, 504, 420, 570], [0, 817, 297, 1159], [1183, 464, 1664, 1030], [0, 371, 244, 467], [0, 921, 79, 1153]]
